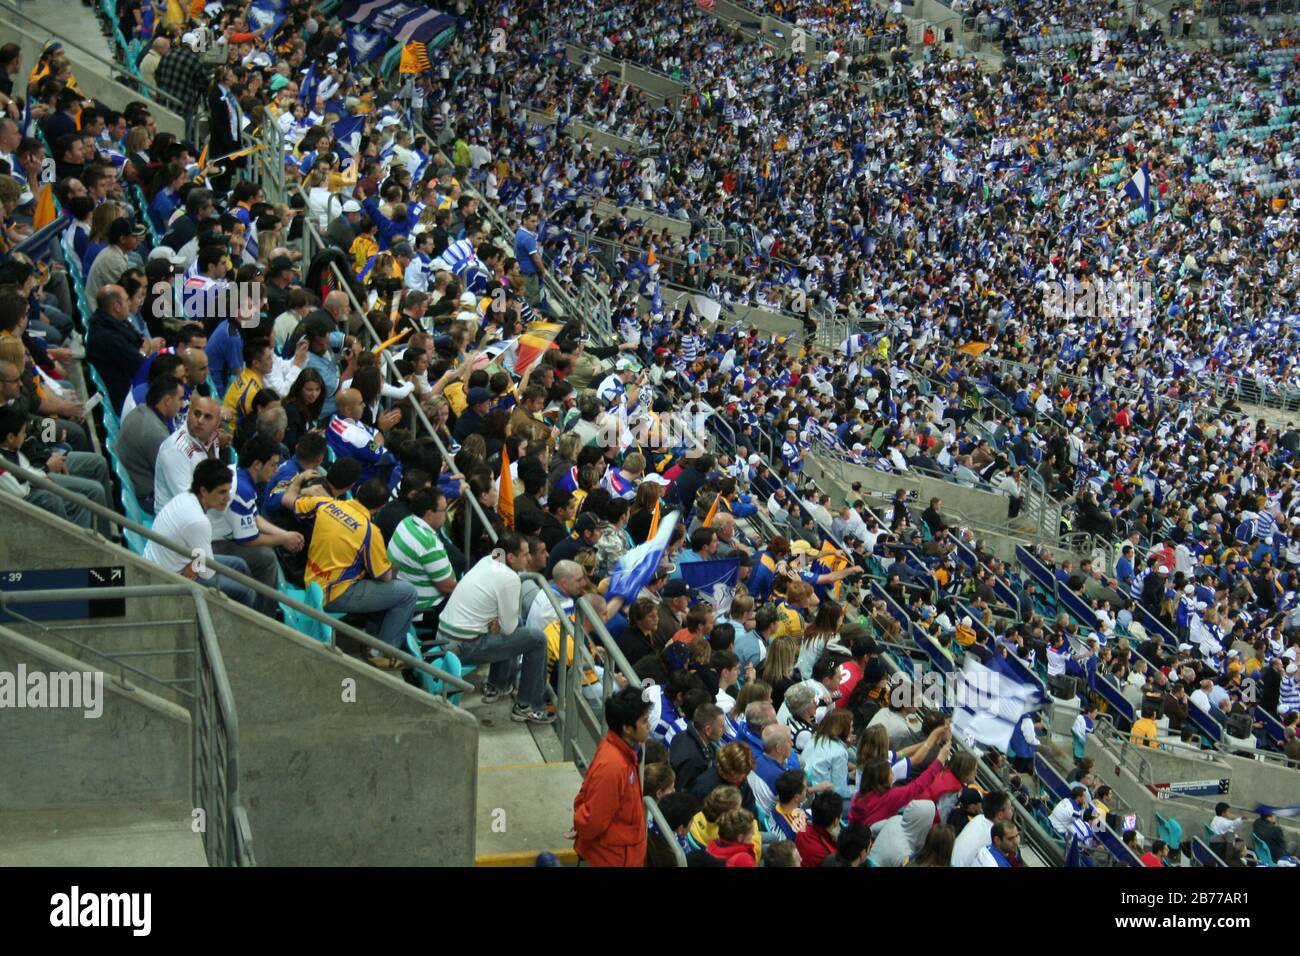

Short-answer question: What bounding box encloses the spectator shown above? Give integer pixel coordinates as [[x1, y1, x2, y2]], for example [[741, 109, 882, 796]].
[[952, 791, 1014, 867], [434, 531, 554, 724], [820, 824, 873, 868], [869, 800, 936, 867], [143, 458, 255, 608], [850, 740, 951, 829], [974, 820, 1021, 867], [116, 374, 183, 513], [282, 475, 418, 666], [86, 284, 162, 412], [571, 686, 651, 867], [153, 394, 223, 511], [670, 702, 724, 795], [1139, 839, 1169, 867]]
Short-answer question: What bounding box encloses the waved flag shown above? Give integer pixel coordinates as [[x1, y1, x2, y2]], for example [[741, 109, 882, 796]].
[[335, 0, 457, 44], [248, 0, 287, 38], [514, 321, 563, 376], [1122, 161, 1151, 220], [498, 445, 514, 530], [678, 557, 742, 615], [298, 61, 319, 106], [332, 114, 366, 159], [346, 27, 388, 65], [605, 511, 680, 603], [950, 653, 1041, 752]]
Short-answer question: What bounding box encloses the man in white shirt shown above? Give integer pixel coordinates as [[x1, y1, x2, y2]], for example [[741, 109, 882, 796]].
[[144, 458, 256, 608], [1208, 802, 1243, 843], [153, 395, 224, 511], [437, 531, 554, 724], [1048, 787, 1090, 837], [953, 790, 1015, 866], [1189, 679, 1214, 714], [525, 560, 586, 632]]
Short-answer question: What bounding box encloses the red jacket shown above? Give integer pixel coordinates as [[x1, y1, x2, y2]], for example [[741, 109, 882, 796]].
[[707, 838, 757, 867], [918, 767, 965, 820], [848, 758, 944, 829], [573, 731, 646, 867], [795, 824, 837, 868]]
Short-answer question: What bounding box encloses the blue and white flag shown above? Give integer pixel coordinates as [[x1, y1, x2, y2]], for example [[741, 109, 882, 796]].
[[1122, 162, 1151, 219], [248, 0, 287, 37], [298, 61, 319, 106], [332, 115, 366, 159], [950, 653, 1042, 752], [1255, 804, 1300, 818], [1065, 834, 1096, 867], [605, 511, 680, 604], [335, 0, 457, 44], [345, 27, 387, 65], [838, 332, 867, 357], [678, 557, 743, 615]]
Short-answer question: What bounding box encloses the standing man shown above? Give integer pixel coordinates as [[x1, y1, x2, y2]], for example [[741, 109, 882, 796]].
[[514, 209, 544, 306], [572, 686, 652, 867]]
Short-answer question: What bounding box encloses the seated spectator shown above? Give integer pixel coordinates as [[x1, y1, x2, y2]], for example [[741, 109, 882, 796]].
[[869, 800, 936, 867], [0, 405, 91, 528], [117, 373, 183, 513], [282, 474, 418, 666], [434, 531, 554, 724], [671, 702, 725, 796], [705, 808, 759, 867], [143, 458, 255, 608], [819, 824, 873, 868], [86, 284, 162, 412], [849, 740, 951, 829], [974, 820, 1022, 867]]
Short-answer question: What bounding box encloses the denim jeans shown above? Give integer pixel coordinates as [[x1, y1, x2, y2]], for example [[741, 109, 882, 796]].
[[453, 627, 549, 711], [325, 579, 418, 651], [200, 554, 257, 608]]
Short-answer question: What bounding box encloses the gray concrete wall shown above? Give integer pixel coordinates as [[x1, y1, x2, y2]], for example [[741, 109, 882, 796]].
[[595, 200, 692, 238], [651, 283, 802, 337], [4, 19, 186, 139], [522, 109, 642, 155], [0, 496, 479, 865], [0, 624, 191, 811]]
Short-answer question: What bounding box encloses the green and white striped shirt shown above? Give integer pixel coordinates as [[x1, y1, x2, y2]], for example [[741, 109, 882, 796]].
[[388, 514, 455, 610]]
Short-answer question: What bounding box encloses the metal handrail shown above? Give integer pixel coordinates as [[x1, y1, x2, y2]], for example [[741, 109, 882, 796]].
[[0, 459, 473, 697], [645, 796, 687, 867], [0, 583, 254, 866], [1, 0, 188, 116]]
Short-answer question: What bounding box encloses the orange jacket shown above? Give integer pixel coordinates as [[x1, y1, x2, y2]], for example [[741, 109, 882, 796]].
[[573, 731, 646, 867]]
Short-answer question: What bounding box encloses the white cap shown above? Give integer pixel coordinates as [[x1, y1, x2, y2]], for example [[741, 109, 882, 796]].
[[1288, 664, 1298, 675], [377, 115, 402, 128], [747, 454, 761, 466], [181, 31, 202, 51], [1227, 650, 1240, 658], [960, 616, 973, 627], [1184, 584, 1195, 594], [459, 291, 478, 306], [1157, 565, 1170, 575], [1178, 643, 1192, 652], [640, 473, 671, 486], [342, 199, 362, 213]]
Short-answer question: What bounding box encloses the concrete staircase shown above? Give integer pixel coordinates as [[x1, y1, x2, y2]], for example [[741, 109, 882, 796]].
[[463, 696, 584, 866], [0, 802, 207, 867], [0, 624, 205, 866]]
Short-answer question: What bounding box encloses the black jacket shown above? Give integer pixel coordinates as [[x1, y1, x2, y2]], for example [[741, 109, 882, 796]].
[[85, 310, 145, 412], [669, 726, 715, 796], [675, 466, 709, 517], [690, 764, 758, 810], [538, 510, 570, 551]]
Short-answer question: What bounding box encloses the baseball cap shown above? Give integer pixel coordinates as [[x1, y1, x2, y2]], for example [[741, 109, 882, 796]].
[[109, 217, 146, 241], [958, 788, 983, 808], [466, 387, 492, 406], [662, 579, 691, 598], [640, 473, 671, 486], [615, 356, 638, 372], [267, 255, 297, 276], [747, 454, 762, 465], [342, 199, 363, 213]]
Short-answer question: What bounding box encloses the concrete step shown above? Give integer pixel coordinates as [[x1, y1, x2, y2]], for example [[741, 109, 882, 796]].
[[475, 761, 582, 866], [0, 801, 208, 866]]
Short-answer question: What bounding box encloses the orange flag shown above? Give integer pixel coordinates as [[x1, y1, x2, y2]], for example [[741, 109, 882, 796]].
[[498, 445, 515, 530], [702, 493, 722, 528], [32, 185, 57, 231], [646, 497, 661, 541]]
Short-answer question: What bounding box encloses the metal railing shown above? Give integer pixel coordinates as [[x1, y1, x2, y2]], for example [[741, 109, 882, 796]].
[[1, 0, 189, 117], [0, 460, 473, 701], [0, 582, 255, 866]]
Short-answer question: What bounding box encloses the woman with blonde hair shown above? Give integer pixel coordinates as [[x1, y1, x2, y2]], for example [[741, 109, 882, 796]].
[[83, 201, 126, 275], [759, 636, 801, 711], [803, 709, 857, 800]]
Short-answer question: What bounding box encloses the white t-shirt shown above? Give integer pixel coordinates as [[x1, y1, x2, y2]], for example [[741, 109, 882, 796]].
[[154, 427, 217, 511], [145, 492, 216, 578], [952, 815, 994, 867]]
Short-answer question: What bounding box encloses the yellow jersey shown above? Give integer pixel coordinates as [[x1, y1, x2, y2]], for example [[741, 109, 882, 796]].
[[222, 367, 264, 428], [294, 496, 390, 602]]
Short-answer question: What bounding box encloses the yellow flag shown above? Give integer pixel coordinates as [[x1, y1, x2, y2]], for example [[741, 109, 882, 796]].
[[646, 498, 661, 541]]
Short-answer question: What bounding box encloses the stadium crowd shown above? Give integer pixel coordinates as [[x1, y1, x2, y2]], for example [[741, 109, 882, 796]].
[[1, 0, 1299, 867]]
